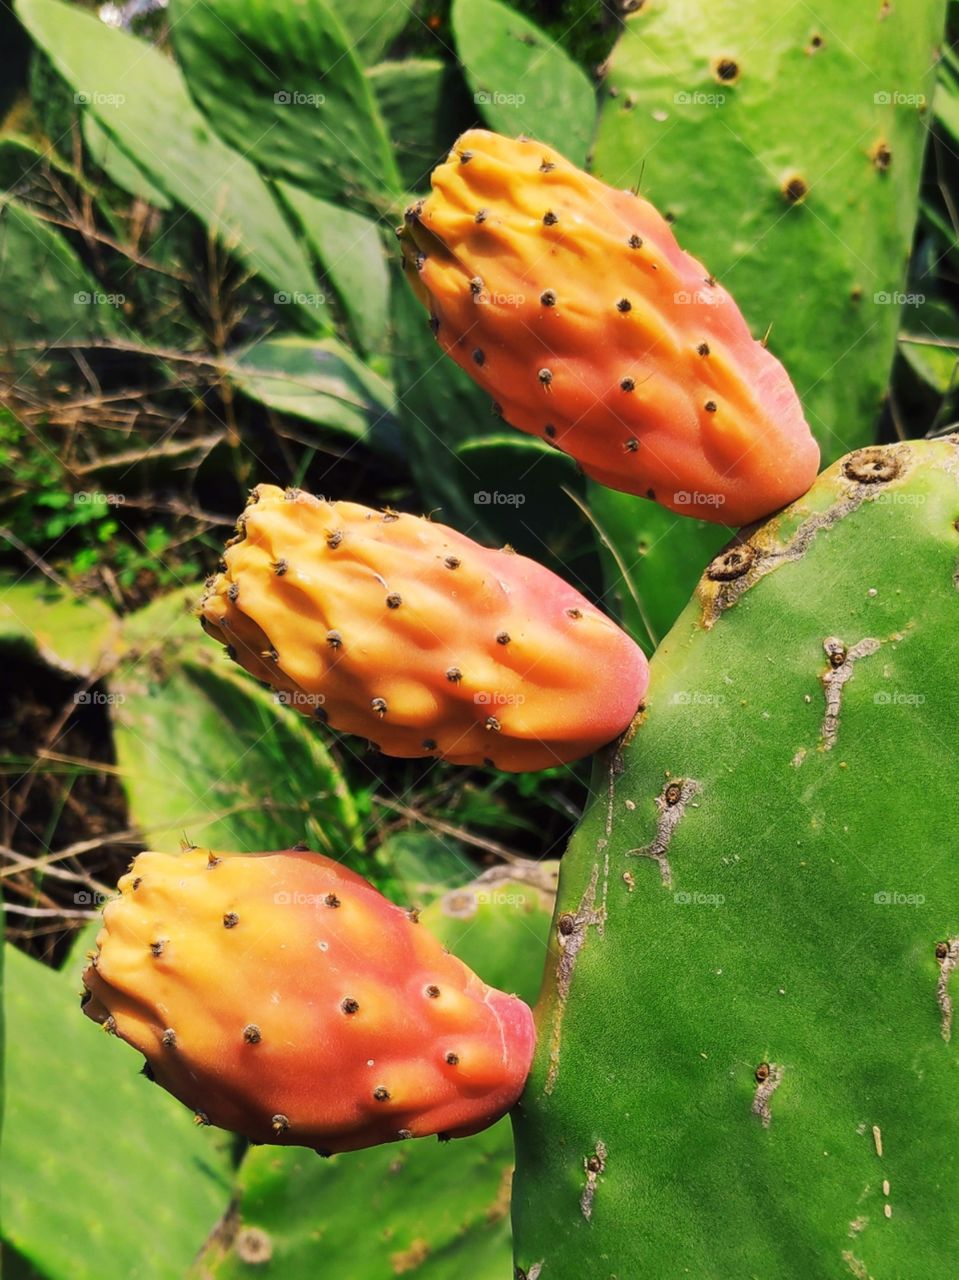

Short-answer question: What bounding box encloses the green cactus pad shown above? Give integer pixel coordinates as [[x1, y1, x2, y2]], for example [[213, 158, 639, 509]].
[[368, 59, 476, 192], [277, 186, 390, 356], [338, 0, 413, 65], [0, 574, 120, 676], [584, 483, 730, 653], [592, 0, 946, 465], [451, 0, 597, 166], [193, 1120, 514, 1280], [15, 0, 321, 319], [422, 864, 557, 1006], [226, 334, 399, 445], [3, 944, 232, 1280], [82, 113, 172, 210], [513, 437, 959, 1277], [110, 647, 362, 861], [0, 199, 121, 350], [168, 0, 400, 205]]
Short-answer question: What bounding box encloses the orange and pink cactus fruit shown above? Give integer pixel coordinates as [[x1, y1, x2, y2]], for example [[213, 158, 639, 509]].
[[198, 483, 648, 771], [81, 846, 537, 1153], [398, 129, 820, 527]]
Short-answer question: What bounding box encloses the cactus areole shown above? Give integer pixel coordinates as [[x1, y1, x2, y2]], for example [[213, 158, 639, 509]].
[[81, 847, 536, 1153], [398, 129, 820, 527], [198, 483, 648, 771]]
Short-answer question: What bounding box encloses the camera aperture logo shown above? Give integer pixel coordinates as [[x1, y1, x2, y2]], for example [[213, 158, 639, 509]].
[[473, 490, 525, 507], [674, 491, 725, 508], [474, 90, 526, 107], [474, 691, 525, 706], [74, 291, 125, 307], [273, 691, 326, 709], [874, 891, 925, 906], [75, 90, 125, 107], [274, 290, 326, 308], [274, 90, 326, 108], [74, 690, 124, 706]]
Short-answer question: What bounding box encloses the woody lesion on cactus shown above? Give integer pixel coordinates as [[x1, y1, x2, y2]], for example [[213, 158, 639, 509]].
[[626, 776, 701, 890]]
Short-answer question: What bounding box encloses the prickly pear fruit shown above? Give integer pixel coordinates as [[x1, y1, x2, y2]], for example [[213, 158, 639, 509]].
[[398, 129, 820, 527], [198, 483, 647, 771], [81, 846, 536, 1153]]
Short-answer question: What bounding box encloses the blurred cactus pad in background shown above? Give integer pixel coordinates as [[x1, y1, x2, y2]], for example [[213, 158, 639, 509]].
[[2, 1, 959, 1278]]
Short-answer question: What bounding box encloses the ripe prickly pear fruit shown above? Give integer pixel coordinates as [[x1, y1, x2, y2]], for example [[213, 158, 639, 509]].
[[81, 846, 537, 1153], [398, 129, 820, 527], [198, 483, 647, 771]]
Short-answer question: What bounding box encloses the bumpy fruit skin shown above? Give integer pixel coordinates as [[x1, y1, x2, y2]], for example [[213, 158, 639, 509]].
[[198, 483, 647, 771], [81, 846, 536, 1153], [399, 129, 820, 527]]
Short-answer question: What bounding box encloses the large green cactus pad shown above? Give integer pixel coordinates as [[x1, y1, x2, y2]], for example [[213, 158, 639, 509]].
[[512, 437, 959, 1278]]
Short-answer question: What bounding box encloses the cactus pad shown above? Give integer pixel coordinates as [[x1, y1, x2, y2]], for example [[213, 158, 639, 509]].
[[512, 437, 959, 1277]]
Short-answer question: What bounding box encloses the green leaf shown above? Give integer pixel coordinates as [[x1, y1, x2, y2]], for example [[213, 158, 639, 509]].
[[584, 484, 731, 652], [338, 0, 414, 63], [227, 334, 401, 450], [451, 0, 597, 166], [168, 0, 400, 206], [899, 299, 959, 395], [1, 944, 232, 1280], [453, 434, 592, 579], [0, 573, 120, 676], [0, 199, 122, 349], [935, 70, 959, 146], [0, 134, 77, 194], [117, 584, 201, 657], [278, 184, 390, 356], [421, 866, 556, 1005], [82, 111, 172, 210], [15, 0, 322, 321], [193, 1121, 513, 1280], [373, 829, 474, 907], [390, 266, 498, 533], [369, 59, 476, 191], [110, 649, 363, 859]]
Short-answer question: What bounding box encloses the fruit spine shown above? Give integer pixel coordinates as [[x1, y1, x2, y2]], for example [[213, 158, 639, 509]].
[[82, 846, 536, 1154], [198, 483, 648, 771], [399, 129, 820, 527]]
